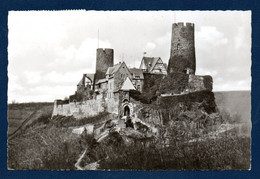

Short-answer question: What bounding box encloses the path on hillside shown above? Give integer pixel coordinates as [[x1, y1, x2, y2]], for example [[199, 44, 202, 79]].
[[8, 106, 53, 140]]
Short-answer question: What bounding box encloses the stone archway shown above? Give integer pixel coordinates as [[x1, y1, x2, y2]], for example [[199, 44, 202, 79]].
[[122, 102, 133, 117]]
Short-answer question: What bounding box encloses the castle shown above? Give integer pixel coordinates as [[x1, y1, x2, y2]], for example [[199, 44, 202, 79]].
[[52, 22, 213, 121]]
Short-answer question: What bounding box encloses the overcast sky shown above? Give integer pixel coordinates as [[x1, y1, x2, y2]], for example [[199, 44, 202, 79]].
[[8, 10, 251, 103]]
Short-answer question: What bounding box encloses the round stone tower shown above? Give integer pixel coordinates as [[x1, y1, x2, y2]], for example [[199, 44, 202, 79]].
[[167, 22, 196, 74], [95, 48, 114, 80]]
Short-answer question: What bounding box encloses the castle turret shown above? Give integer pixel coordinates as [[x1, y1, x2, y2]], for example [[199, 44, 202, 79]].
[[95, 48, 114, 80], [167, 22, 196, 74]]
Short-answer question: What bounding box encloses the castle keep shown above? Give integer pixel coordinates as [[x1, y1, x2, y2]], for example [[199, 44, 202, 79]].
[[95, 48, 114, 80], [168, 22, 196, 74], [52, 22, 214, 123]]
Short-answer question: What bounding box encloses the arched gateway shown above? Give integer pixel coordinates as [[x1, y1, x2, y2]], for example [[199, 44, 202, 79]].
[[124, 105, 130, 116]]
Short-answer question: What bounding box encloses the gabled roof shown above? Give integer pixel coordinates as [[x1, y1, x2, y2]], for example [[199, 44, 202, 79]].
[[121, 77, 136, 91], [129, 68, 144, 79], [77, 73, 95, 86], [86, 73, 95, 82], [106, 63, 121, 76], [106, 62, 132, 78], [140, 57, 161, 72]]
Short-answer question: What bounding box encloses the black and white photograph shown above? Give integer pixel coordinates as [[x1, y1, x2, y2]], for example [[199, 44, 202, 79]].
[[7, 10, 251, 170]]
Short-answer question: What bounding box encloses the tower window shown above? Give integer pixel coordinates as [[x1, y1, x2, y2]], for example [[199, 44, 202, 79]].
[[177, 43, 180, 50]]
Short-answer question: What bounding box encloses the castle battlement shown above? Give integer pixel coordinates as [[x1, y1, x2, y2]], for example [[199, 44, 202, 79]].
[[173, 22, 194, 28], [97, 48, 114, 53]]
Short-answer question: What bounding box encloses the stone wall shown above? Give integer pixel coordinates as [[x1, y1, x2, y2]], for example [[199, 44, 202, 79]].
[[129, 90, 217, 126], [107, 92, 119, 115], [159, 90, 216, 114], [52, 99, 106, 119], [159, 72, 189, 94], [188, 74, 213, 92]]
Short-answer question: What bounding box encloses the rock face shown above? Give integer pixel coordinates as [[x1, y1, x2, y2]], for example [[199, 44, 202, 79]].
[[168, 22, 196, 74]]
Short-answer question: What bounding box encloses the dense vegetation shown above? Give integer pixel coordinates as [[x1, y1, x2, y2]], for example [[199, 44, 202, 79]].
[[8, 111, 250, 170], [98, 129, 250, 170]]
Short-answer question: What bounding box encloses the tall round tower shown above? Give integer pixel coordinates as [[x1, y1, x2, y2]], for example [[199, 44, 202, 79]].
[[167, 22, 196, 74], [95, 48, 114, 80]]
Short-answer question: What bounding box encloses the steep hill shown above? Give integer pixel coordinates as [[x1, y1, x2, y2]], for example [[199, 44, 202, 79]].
[[214, 91, 251, 123]]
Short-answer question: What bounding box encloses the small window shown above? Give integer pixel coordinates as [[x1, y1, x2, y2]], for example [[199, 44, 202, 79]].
[[135, 76, 140, 79], [177, 43, 180, 50]]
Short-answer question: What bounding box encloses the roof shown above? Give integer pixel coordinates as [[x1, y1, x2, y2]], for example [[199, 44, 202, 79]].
[[77, 73, 95, 86], [106, 63, 121, 76], [129, 68, 144, 79], [106, 62, 132, 79], [140, 57, 161, 72], [95, 78, 108, 84], [121, 77, 136, 91]]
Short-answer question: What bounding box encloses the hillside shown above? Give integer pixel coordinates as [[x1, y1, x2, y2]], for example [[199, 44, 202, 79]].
[[7, 92, 251, 170], [8, 102, 54, 137], [214, 91, 251, 123]]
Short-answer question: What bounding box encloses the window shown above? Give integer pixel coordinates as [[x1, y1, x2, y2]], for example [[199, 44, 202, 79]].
[[177, 43, 180, 50], [135, 76, 140, 79]]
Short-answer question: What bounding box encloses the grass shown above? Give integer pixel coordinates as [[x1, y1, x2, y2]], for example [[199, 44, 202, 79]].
[[8, 123, 83, 170], [8, 102, 54, 136]]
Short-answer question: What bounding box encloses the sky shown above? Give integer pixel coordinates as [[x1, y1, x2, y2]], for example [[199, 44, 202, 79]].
[[8, 10, 251, 103]]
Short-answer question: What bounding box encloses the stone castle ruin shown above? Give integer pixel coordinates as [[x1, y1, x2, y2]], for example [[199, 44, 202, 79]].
[[52, 22, 216, 127]]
